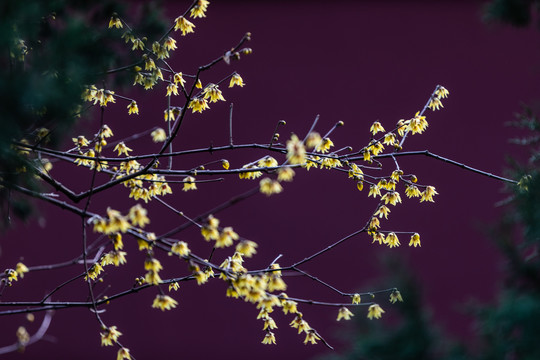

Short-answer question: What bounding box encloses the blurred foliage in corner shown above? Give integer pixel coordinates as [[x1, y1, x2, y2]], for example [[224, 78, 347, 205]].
[[0, 0, 167, 226], [483, 0, 540, 27]]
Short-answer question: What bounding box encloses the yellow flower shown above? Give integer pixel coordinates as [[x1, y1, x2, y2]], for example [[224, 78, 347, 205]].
[[381, 191, 402, 206], [145, 57, 156, 71], [337, 306, 354, 321], [221, 159, 230, 169], [235, 240, 258, 257], [108, 17, 123, 29], [128, 204, 150, 228], [127, 101, 139, 115], [303, 330, 320, 345], [166, 83, 179, 96], [407, 111, 428, 134], [196, 79, 202, 89], [182, 176, 197, 191], [170, 241, 190, 256], [15, 262, 29, 278], [277, 167, 295, 182], [201, 215, 219, 240], [239, 164, 262, 179], [390, 290, 404, 303], [409, 233, 421, 247], [420, 186, 438, 202], [262, 316, 278, 330], [286, 134, 306, 165], [188, 98, 210, 113], [370, 121, 385, 136], [117, 348, 131, 360], [260, 178, 283, 196], [113, 142, 132, 156], [101, 251, 127, 266], [100, 326, 122, 346], [428, 97, 443, 111], [229, 73, 245, 88], [385, 232, 400, 248], [190, 0, 210, 18], [173, 73, 186, 87], [258, 156, 278, 168], [169, 282, 180, 292], [174, 16, 195, 35], [216, 227, 239, 248], [152, 41, 169, 59], [132, 38, 144, 51], [5, 268, 17, 282], [151, 128, 167, 142], [73, 135, 90, 148], [367, 304, 385, 320], [202, 84, 225, 103], [405, 184, 422, 198], [315, 138, 334, 153], [383, 132, 396, 145], [435, 86, 449, 98], [372, 232, 385, 245], [282, 299, 298, 314], [262, 331, 276, 345], [164, 36, 177, 51], [352, 293, 361, 304], [375, 205, 391, 219], [368, 185, 381, 198], [152, 294, 178, 311]]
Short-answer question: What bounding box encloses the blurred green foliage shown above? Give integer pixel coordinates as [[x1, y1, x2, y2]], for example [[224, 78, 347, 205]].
[[0, 0, 167, 224]]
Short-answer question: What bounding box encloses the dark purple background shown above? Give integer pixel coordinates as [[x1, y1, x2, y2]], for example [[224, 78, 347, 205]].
[[3, 1, 540, 359]]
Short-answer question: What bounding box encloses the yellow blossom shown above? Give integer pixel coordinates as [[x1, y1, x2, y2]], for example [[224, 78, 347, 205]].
[[229, 73, 244, 88], [113, 142, 132, 156], [315, 138, 334, 153], [151, 128, 167, 142], [5, 268, 17, 282], [108, 17, 123, 29], [152, 294, 178, 311], [428, 97, 443, 111], [282, 299, 298, 314], [239, 165, 262, 179], [262, 316, 278, 330], [127, 101, 139, 115], [164, 36, 177, 51], [372, 232, 385, 245], [370, 121, 385, 136], [171, 241, 190, 256], [368, 185, 381, 198], [182, 176, 197, 191], [85, 263, 103, 281], [258, 156, 278, 168], [216, 227, 239, 248], [166, 83, 179, 96], [202, 84, 225, 103], [352, 293, 361, 304], [169, 282, 180, 291], [405, 184, 422, 198], [287, 134, 306, 165], [260, 178, 283, 195], [383, 132, 396, 145], [262, 331, 276, 345], [174, 16, 195, 35], [407, 111, 428, 134], [190, 0, 210, 18], [277, 167, 295, 182], [385, 232, 400, 248], [390, 290, 404, 303], [435, 86, 449, 98], [409, 233, 421, 247], [173, 72, 186, 87], [381, 191, 402, 206], [375, 205, 391, 219], [235, 240, 258, 257], [15, 262, 29, 278], [100, 326, 122, 346], [337, 306, 354, 321], [73, 135, 90, 148], [420, 186, 438, 202], [367, 304, 385, 320], [304, 330, 320, 345], [188, 98, 210, 113], [222, 159, 230, 169], [101, 251, 127, 266], [117, 348, 131, 360]]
